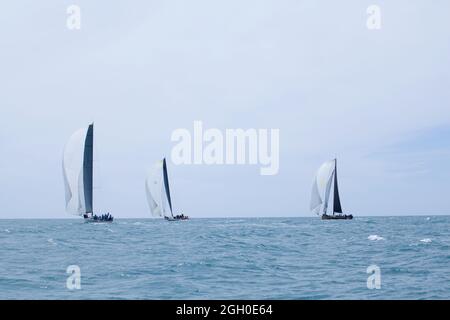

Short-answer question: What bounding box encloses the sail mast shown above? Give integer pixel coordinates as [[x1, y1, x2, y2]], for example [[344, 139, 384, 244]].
[[162, 158, 173, 216]]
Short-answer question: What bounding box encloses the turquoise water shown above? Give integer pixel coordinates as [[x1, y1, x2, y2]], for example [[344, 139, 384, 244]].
[[0, 217, 449, 299]]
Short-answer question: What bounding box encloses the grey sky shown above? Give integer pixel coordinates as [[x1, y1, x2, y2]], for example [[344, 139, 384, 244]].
[[1, 1, 450, 218]]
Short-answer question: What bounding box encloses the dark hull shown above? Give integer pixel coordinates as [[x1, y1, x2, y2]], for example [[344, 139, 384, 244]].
[[165, 216, 189, 221], [321, 214, 353, 220], [84, 215, 114, 223]]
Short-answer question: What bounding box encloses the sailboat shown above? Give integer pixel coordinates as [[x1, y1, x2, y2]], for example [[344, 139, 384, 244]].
[[145, 158, 188, 221], [310, 159, 353, 220], [62, 123, 113, 223]]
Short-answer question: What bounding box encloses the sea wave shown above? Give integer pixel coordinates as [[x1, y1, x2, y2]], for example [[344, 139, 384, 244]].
[[0, 217, 448, 299], [368, 235, 384, 241]]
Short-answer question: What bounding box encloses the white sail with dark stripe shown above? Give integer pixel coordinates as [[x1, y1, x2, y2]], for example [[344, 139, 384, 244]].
[[145, 158, 174, 219], [62, 124, 94, 216]]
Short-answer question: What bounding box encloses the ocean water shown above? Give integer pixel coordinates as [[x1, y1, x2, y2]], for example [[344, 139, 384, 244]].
[[0, 216, 449, 300]]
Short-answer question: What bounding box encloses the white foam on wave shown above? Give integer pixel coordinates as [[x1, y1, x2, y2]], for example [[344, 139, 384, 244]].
[[47, 238, 56, 245], [420, 238, 432, 243], [4, 229, 10, 233], [368, 235, 384, 241], [426, 217, 431, 221]]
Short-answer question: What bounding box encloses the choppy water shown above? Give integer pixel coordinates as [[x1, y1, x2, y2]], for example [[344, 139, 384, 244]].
[[0, 217, 449, 299]]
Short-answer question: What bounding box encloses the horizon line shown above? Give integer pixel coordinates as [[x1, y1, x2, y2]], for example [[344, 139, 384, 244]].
[[0, 214, 448, 220]]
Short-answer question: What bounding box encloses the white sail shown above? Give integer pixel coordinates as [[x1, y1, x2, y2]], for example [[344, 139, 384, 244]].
[[145, 160, 173, 218], [310, 178, 322, 215], [310, 160, 336, 215], [62, 127, 88, 216]]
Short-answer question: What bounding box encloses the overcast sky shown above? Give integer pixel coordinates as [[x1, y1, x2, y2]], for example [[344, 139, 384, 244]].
[[1, 1, 450, 218]]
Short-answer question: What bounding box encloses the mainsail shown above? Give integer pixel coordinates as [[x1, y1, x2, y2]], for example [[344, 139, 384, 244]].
[[333, 159, 343, 214], [310, 159, 342, 216], [62, 124, 94, 216], [145, 158, 174, 219]]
